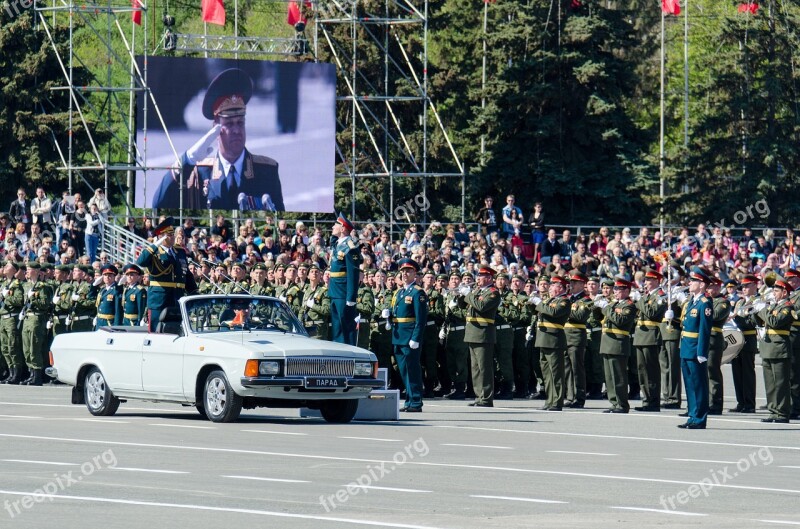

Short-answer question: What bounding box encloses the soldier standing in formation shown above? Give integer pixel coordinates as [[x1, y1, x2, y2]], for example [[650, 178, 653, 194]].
[[660, 265, 684, 409], [20, 262, 54, 386], [420, 270, 442, 398], [356, 272, 375, 351], [784, 269, 800, 420], [493, 272, 517, 400], [121, 264, 147, 326], [584, 276, 605, 399], [443, 272, 469, 399], [564, 271, 591, 408], [465, 266, 501, 408], [51, 265, 75, 336], [328, 213, 361, 346], [705, 275, 731, 415], [532, 275, 570, 411], [633, 269, 666, 412], [757, 276, 795, 423], [510, 274, 531, 398], [301, 264, 330, 339], [95, 264, 122, 328], [390, 258, 427, 412], [599, 277, 637, 413], [730, 274, 759, 413], [0, 262, 26, 384]]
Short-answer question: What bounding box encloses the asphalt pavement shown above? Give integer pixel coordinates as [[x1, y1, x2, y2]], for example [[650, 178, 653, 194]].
[[1, 364, 799, 529]]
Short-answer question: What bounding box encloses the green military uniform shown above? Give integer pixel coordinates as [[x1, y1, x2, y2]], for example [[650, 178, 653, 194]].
[[356, 284, 375, 351], [0, 273, 6, 382], [21, 264, 54, 386], [443, 280, 469, 399], [534, 291, 570, 410], [633, 285, 667, 410], [731, 289, 759, 412], [421, 285, 443, 397], [564, 289, 592, 407], [69, 266, 100, 332], [511, 288, 532, 398], [0, 269, 25, 384], [708, 292, 731, 413], [51, 268, 75, 336], [787, 278, 800, 419], [494, 286, 518, 399], [757, 293, 795, 422], [660, 296, 683, 408], [464, 277, 501, 407], [249, 279, 274, 297], [600, 293, 637, 412], [370, 285, 396, 383], [585, 294, 606, 398], [301, 282, 331, 339]]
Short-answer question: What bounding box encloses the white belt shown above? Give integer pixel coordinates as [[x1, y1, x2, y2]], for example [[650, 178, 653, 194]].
[[305, 320, 324, 326], [496, 324, 511, 330], [1, 313, 19, 319], [450, 325, 465, 331], [72, 316, 92, 321], [589, 327, 601, 333], [426, 321, 437, 326]]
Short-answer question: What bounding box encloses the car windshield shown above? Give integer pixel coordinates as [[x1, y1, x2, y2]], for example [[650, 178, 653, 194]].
[[184, 296, 307, 335]]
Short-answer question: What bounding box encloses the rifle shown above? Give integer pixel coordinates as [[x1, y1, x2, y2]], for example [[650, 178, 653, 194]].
[[17, 284, 36, 330]]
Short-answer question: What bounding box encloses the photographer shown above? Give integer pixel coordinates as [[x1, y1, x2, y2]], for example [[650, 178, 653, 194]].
[[84, 203, 103, 262]]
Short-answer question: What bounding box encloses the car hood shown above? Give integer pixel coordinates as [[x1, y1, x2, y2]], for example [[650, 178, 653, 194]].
[[196, 331, 376, 360]]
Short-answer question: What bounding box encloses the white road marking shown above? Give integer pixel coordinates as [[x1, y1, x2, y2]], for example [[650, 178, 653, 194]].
[[780, 466, 800, 470], [223, 475, 311, 483], [75, 418, 130, 424], [433, 425, 800, 452], [2, 459, 76, 466], [241, 430, 308, 436], [3, 433, 799, 496], [441, 443, 513, 450], [339, 436, 403, 442], [149, 423, 216, 430], [0, 489, 447, 529], [611, 506, 707, 517], [548, 451, 617, 457], [665, 458, 739, 464], [111, 467, 189, 474], [0, 414, 42, 419], [346, 485, 431, 493], [756, 521, 800, 526], [471, 495, 567, 504], [0, 401, 197, 414]]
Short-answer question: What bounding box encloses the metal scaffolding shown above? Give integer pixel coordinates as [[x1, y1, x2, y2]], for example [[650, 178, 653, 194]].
[[34, 0, 464, 228]]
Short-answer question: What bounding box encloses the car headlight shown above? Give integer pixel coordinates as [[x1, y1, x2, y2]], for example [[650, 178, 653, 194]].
[[259, 361, 281, 376], [354, 362, 372, 377]]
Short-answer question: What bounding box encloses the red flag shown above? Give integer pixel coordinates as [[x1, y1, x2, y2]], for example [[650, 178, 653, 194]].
[[202, 0, 225, 26], [661, 0, 680, 15], [737, 2, 759, 14], [570, 0, 582, 8], [132, 0, 142, 25], [287, 1, 311, 27]]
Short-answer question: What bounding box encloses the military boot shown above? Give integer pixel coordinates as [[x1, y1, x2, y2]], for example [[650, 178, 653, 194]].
[[26, 370, 43, 387], [20, 368, 34, 385], [4, 367, 26, 385], [0, 367, 9, 383], [495, 381, 514, 400], [513, 382, 529, 399]]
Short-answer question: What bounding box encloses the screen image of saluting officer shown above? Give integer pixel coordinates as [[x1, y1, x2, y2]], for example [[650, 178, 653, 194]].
[[151, 68, 285, 212]]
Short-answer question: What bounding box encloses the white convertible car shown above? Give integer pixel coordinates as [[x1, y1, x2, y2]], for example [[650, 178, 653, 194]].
[[48, 295, 383, 423]]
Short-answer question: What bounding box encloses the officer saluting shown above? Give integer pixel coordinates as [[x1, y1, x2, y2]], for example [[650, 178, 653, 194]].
[[328, 213, 362, 345], [136, 217, 198, 329], [390, 258, 428, 412], [95, 264, 122, 328], [121, 264, 147, 326]]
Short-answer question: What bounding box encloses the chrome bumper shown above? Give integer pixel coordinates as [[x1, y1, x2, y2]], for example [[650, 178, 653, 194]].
[[240, 376, 384, 389]]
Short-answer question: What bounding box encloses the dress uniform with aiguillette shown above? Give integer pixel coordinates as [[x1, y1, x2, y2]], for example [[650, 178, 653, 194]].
[[678, 267, 714, 429], [328, 214, 362, 346], [390, 259, 428, 412], [95, 265, 122, 328], [121, 264, 147, 326]]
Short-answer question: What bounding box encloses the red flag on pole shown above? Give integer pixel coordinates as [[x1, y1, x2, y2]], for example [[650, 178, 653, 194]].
[[287, 1, 311, 28], [202, 0, 226, 26], [737, 2, 759, 14], [661, 0, 680, 15], [132, 0, 142, 25]]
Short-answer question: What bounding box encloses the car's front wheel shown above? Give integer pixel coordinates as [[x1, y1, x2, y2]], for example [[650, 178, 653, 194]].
[[203, 370, 242, 423], [84, 368, 120, 417], [320, 399, 359, 423]]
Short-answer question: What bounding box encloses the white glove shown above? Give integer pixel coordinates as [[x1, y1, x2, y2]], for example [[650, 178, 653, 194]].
[[186, 124, 221, 164], [1, 288, 8, 297], [52, 294, 60, 304], [384, 320, 391, 330], [529, 295, 542, 306], [754, 301, 767, 312], [458, 285, 471, 296], [92, 317, 97, 327], [153, 235, 168, 247], [65, 316, 72, 326], [346, 301, 356, 307], [664, 309, 674, 320], [18, 313, 24, 321], [118, 276, 128, 286], [27, 289, 34, 299], [438, 327, 446, 340], [525, 331, 534, 341], [448, 299, 458, 309], [306, 299, 315, 308], [46, 320, 52, 330], [71, 293, 80, 301], [381, 308, 390, 318], [93, 276, 103, 286], [409, 340, 419, 349], [595, 299, 609, 309], [140, 319, 147, 327], [697, 356, 708, 363], [675, 292, 688, 304], [279, 295, 287, 302]]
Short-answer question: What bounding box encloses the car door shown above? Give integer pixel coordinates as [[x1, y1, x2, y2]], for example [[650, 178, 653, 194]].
[[141, 333, 185, 395], [98, 332, 143, 391]]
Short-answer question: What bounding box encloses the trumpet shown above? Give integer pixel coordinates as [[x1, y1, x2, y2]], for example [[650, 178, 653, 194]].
[[734, 296, 771, 317]]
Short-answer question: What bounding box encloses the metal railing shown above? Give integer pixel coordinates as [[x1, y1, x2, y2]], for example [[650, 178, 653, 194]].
[[99, 222, 151, 265]]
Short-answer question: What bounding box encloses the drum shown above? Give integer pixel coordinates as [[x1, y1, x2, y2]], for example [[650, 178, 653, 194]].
[[722, 321, 744, 364]]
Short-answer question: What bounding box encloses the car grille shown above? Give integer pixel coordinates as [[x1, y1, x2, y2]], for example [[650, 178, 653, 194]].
[[285, 357, 355, 377]]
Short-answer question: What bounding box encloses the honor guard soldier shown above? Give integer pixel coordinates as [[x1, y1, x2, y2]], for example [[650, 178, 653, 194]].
[[564, 271, 592, 408], [95, 264, 122, 328], [584, 276, 605, 399], [0, 261, 26, 385], [51, 265, 75, 336], [420, 270, 443, 398], [730, 274, 760, 413], [356, 272, 375, 351], [136, 217, 198, 329], [463, 266, 501, 407], [328, 213, 362, 345], [633, 269, 667, 412], [390, 258, 428, 412], [598, 277, 638, 413], [21, 262, 54, 386], [301, 264, 331, 339], [785, 269, 800, 419], [530, 275, 570, 411], [705, 274, 731, 415], [756, 275, 795, 423], [660, 264, 685, 409], [121, 264, 147, 326], [0, 262, 6, 383], [443, 272, 469, 399], [69, 265, 100, 332], [672, 267, 713, 429]]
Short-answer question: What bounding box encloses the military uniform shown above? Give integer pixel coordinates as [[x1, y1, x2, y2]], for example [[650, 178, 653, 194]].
[[0, 268, 26, 384], [356, 284, 375, 351], [757, 286, 795, 422], [391, 260, 428, 411], [678, 268, 714, 429], [51, 269, 75, 336], [600, 282, 637, 413], [534, 290, 570, 411], [708, 289, 731, 413], [443, 281, 469, 398], [328, 216, 362, 346], [370, 285, 396, 381], [420, 285, 442, 397], [564, 274, 592, 408], [21, 264, 54, 386], [494, 285, 518, 399], [786, 270, 800, 419], [633, 280, 667, 411], [122, 283, 147, 326], [510, 287, 532, 398], [69, 271, 99, 333], [731, 279, 759, 413], [464, 269, 501, 407], [301, 282, 331, 339], [660, 294, 683, 408], [584, 290, 606, 399], [95, 265, 123, 328]]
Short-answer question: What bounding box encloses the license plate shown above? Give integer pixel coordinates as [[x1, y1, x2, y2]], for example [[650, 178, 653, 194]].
[[306, 377, 346, 388]]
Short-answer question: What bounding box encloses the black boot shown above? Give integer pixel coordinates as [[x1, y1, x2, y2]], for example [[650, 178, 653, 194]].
[[21, 368, 36, 385], [0, 367, 13, 384], [513, 382, 529, 399], [4, 367, 24, 385], [0, 367, 9, 383], [495, 381, 514, 400], [27, 370, 43, 387]]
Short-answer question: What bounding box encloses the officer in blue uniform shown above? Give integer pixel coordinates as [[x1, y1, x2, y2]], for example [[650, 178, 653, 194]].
[[328, 213, 362, 345], [390, 258, 428, 412], [151, 68, 285, 212], [672, 266, 713, 429], [121, 264, 147, 326], [95, 264, 122, 328], [136, 217, 198, 330]]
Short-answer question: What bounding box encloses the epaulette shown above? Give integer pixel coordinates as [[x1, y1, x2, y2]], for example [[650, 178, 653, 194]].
[[700, 296, 708, 303], [413, 285, 423, 291], [197, 156, 216, 166], [347, 239, 359, 250], [251, 154, 279, 167]]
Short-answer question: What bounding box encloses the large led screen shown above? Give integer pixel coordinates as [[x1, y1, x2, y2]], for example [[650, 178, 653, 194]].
[[134, 57, 336, 213]]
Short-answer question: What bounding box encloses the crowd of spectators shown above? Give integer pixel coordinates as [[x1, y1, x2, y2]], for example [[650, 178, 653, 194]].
[[1, 188, 797, 286]]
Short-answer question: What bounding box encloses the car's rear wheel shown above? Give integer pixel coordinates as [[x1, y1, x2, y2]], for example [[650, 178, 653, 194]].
[[204, 370, 242, 423], [320, 399, 359, 423], [84, 368, 120, 417]]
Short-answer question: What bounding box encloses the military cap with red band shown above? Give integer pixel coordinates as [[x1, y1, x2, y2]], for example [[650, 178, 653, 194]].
[[153, 216, 175, 236], [202, 68, 254, 120], [568, 271, 588, 282], [614, 277, 633, 289], [477, 265, 496, 277], [336, 212, 354, 232]]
